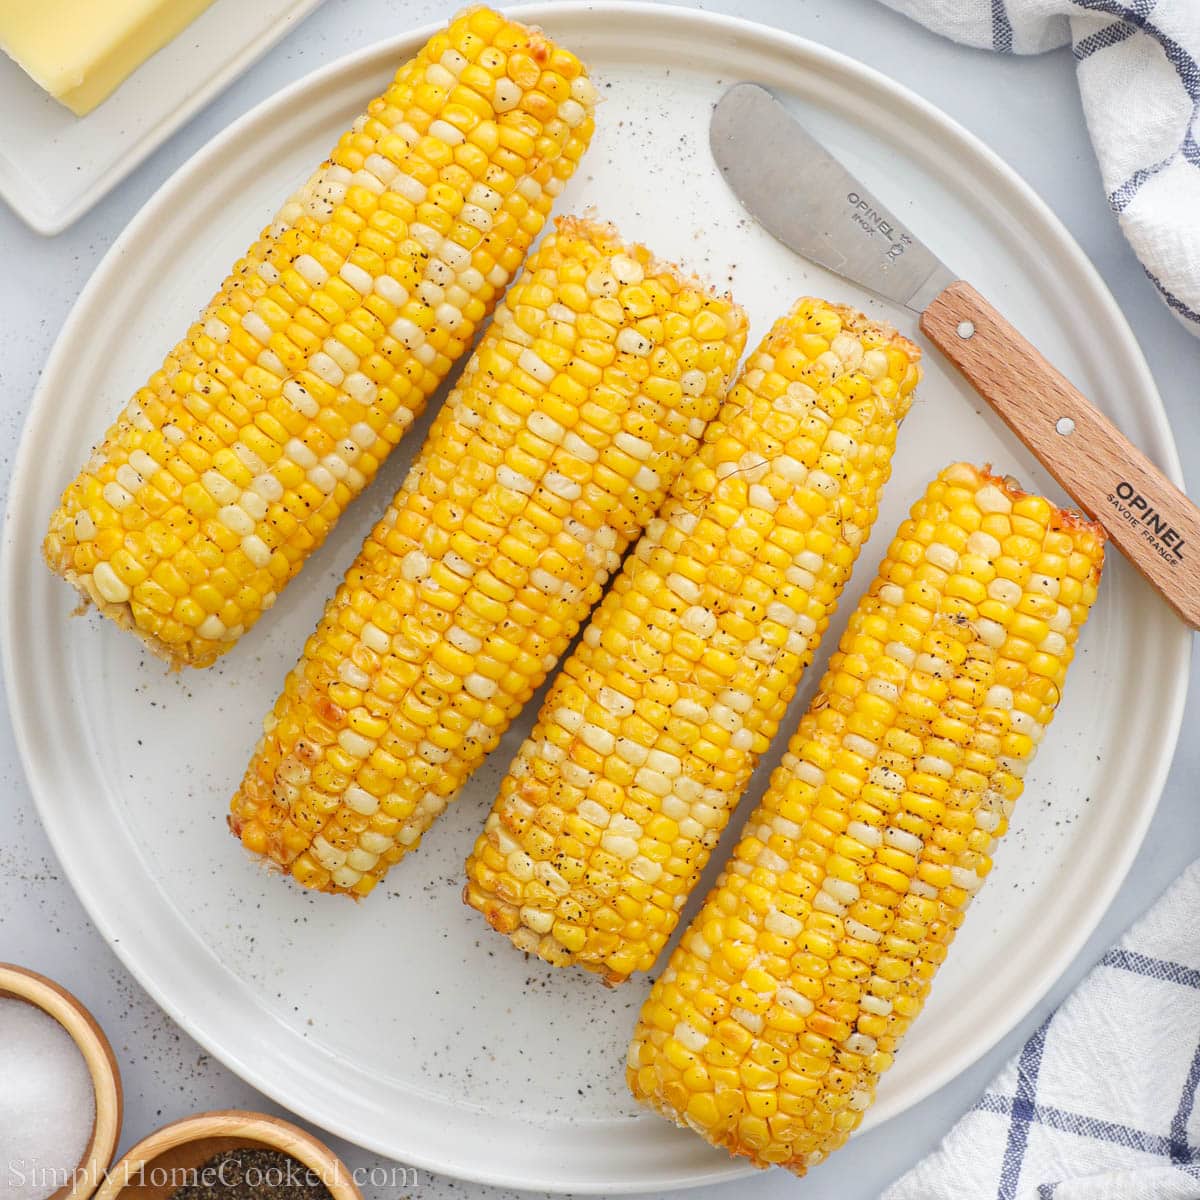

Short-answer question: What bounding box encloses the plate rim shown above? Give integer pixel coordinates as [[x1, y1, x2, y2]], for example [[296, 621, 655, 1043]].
[[3, 1, 1190, 1190]]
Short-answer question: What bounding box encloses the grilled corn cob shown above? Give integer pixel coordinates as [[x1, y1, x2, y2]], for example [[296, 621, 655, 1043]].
[[627, 462, 1104, 1173], [44, 8, 594, 668], [464, 300, 920, 982], [229, 217, 748, 896]]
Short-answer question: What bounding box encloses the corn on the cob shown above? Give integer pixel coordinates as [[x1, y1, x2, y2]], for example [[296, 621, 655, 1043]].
[[43, 8, 594, 669], [627, 462, 1104, 1173], [463, 300, 920, 982], [229, 217, 749, 896]]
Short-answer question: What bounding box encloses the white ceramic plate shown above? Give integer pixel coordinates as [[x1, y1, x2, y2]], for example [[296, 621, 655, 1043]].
[[3, 4, 1189, 1192], [0, 0, 324, 235]]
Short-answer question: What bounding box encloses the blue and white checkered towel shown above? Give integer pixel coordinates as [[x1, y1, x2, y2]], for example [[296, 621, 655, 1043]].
[[878, 0, 1200, 337], [884, 860, 1200, 1199]]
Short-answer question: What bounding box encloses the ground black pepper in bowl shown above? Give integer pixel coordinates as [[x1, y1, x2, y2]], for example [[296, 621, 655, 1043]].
[[166, 1149, 333, 1200]]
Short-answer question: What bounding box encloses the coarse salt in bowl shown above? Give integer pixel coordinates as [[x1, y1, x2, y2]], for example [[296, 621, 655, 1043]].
[[0, 964, 122, 1200]]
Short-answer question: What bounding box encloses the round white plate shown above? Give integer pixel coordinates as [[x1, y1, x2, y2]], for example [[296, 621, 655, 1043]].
[[3, 3, 1189, 1192]]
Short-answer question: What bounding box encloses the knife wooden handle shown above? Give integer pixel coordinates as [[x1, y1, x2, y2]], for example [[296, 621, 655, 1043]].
[[920, 280, 1200, 628]]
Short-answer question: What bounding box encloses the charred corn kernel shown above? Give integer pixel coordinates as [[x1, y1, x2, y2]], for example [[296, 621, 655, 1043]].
[[626, 463, 1104, 1174], [230, 218, 747, 895], [44, 9, 595, 669], [464, 299, 919, 983]]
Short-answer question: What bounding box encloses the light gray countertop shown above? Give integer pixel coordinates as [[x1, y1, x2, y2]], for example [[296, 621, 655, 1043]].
[[1, 1, 1197, 1197]]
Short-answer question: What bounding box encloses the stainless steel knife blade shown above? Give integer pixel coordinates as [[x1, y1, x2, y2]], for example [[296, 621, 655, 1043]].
[[710, 83, 956, 312]]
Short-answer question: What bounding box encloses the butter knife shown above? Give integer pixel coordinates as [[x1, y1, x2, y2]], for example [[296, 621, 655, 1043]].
[[711, 82, 1200, 628]]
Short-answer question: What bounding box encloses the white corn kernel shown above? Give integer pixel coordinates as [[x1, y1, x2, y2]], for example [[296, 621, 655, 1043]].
[[282, 380, 319, 418], [338, 730, 374, 758], [731, 1008, 764, 1034], [311, 836, 346, 870], [544, 472, 581, 501], [976, 484, 1014, 514], [115, 464, 143, 493], [493, 77, 521, 112], [335, 262, 371, 294], [497, 466, 534, 495], [988, 577, 1022, 605], [128, 449, 158, 478], [673, 1022, 707, 1052], [341, 786, 378, 816], [331, 866, 362, 889], [925, 542, 958, 571], [967, 530, 1002, 558], [359, 831, 391, 855], [597, 686, 635, 717], [576, 799, 612, 829], [447, 625, 482, 654], [346, 849, 380, 873], [294, 255, 327, 286], [764, 910, 802, 937], [844, 1033, 877, 1056], [666, 573, 701, 604], [284, 438, 317, 470], [360, 623, 390, 654], [556, 707, 584, 734], [241, 536, 272, 568], [632, 466, 660, 492], [672, 698, 707, 723], [201, 470, 239, 504], [630, 856, 663, 883], [389, 317, 425, 350], [884, 826, 923, 855], [645, 748, 681, 776], [559, 99, 588, 128], [776, 988, 814, 1016], [91, 562, 130, 604], [615, 431, 653, 460], [611, 255, 645, 285], [616, 328, 653, 357], [529, 412, 565, 443], [580, 724, 615, 756], [429, 119, 465, 146], [219, 505, 255, 536], [465, 674, 497, 700], [601, 833, 639, 860], [634, 768, 671, 797], [847, 820, 883, 848], [616, 738, 648, 767], [400, 550, 430, 582]]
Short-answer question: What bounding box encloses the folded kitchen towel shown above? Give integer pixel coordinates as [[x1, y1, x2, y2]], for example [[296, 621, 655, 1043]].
[[884, 859, 1200, 1199], [877, 0, 1200, 337]]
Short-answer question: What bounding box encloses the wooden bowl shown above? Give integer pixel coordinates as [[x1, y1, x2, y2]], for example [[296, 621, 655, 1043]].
[[93, 1112, 362, 1200], [0, 963, 123, 1200]]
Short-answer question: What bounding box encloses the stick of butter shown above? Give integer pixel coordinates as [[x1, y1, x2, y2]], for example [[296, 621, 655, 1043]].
[[0, 0, 216, 116]]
